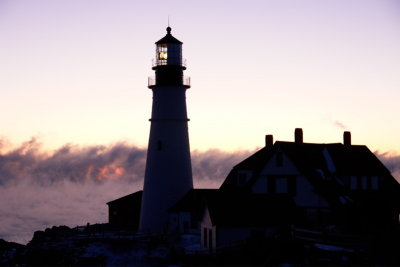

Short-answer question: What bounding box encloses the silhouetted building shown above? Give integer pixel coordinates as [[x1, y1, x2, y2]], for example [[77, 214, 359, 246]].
[[168, 189, 218, 234], [199, 129, 400, 253], [106, 191, 142, 231], [106, 27, 193, 233], [139, 26, 193, 233]]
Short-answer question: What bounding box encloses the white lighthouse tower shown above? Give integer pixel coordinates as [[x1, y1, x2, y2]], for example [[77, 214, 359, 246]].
[[139, 27, 193, 232]]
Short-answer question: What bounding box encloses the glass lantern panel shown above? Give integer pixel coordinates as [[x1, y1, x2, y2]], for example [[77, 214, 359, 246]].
[[157, 44, 168, 64]]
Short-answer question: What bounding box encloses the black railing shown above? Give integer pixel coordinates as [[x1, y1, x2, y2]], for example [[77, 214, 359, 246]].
[[152, 58, 187, 68]]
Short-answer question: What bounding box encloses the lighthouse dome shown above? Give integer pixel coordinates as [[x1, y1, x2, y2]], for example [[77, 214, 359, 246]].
[[155, 27, 183, 44]]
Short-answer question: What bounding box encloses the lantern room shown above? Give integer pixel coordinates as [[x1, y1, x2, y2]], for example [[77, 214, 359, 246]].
[[149, 26, 190, 88], [154, 27, 184, 67]]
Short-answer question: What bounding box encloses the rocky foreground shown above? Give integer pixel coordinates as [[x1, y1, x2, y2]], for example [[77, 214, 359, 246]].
[[2, 224, 400, 266], [0, 225, 187, 266]]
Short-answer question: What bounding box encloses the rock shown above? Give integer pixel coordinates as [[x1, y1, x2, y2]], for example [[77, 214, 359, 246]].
[[0, 239, 25, 265]]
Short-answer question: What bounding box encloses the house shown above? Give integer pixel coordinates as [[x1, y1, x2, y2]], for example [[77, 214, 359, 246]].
[[106, 190, 142, 231], [105, 128, 399, 262], [200, 129, 400, 252], [168, 189, 218, 234]]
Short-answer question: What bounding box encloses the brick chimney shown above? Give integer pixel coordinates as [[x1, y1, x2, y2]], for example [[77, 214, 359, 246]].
[[265, 134, 273, 147], [343, 131, 351, 146], [295, 128, 303, 144]]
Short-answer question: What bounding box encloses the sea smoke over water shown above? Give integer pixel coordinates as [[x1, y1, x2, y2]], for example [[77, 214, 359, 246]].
[[0, 138, 253, 244], [0, 138, 399, 244], [375, 151, 400, 183]]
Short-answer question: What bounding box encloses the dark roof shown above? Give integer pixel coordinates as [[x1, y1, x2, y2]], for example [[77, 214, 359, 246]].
[[220, 141, 396, 191], [276, 142, 392, 176], [106, 190, 143, 205], [327, 144, 392, 175], [155, 27, 183, 44], [219, 146, 274, 190], [220, 140, 400, 211], [206, 193, 295, 227], [168, 189, 218, 212], [168, 189, 218, 221]]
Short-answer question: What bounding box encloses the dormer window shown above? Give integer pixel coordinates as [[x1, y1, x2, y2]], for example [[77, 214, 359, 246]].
[[237, 170, 252, 185], [267, 176, 296, 195], [275, 177, 288, 193]]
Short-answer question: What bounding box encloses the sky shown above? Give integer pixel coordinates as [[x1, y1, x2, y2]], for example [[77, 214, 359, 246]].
[[0, 0, 400, 244], [1, 0, 399, 153]]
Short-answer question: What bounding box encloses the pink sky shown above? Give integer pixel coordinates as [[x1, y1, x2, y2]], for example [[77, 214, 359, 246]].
[[1, 0, 399, 153], [1, 0, 400, 244]]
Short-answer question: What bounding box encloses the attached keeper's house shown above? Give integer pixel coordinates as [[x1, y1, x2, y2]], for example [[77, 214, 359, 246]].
[[200, 129, 400, 252], [107, 129, 400, 259]]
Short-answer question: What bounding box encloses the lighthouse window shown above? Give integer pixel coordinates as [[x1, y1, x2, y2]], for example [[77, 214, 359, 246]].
[[157, 140, 163, 151], [157, 44, 168, 61]]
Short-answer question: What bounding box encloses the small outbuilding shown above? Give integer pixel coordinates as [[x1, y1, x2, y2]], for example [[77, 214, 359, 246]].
[[106, 190, 142, 231]]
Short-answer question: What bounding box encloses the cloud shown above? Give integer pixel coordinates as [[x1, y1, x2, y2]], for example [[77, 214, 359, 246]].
[[0, 137, 147, 186], [1, 138, 398, 244], [0, 137, 253, 187], [375, 151, 400, 183], [191, 148, 254, 188], [0, 138, 255, 244]]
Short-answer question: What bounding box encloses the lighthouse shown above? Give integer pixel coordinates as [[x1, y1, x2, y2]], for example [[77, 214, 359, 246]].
[[139, 27, 193, 232]]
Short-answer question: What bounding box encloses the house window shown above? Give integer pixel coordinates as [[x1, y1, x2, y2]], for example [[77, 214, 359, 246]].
[[361, 176, 368, 190], [349, 176, 379, 191], [350, 176, 358, 190], [276, 177, 288, 194], [267, 176, 296, 195], [371, 176, 379, 190], [237, 172, 248, 185], [276, 152, 283, 167], [237, 170, 253, 185]]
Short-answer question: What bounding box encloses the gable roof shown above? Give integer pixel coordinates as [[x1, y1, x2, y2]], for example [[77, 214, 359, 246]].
[[220, 141, 396, 191], [220, 140, 400, 211], [219, 146, 274, 191], [106, 190, 143, 206], [276, 142, 393, 176]]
